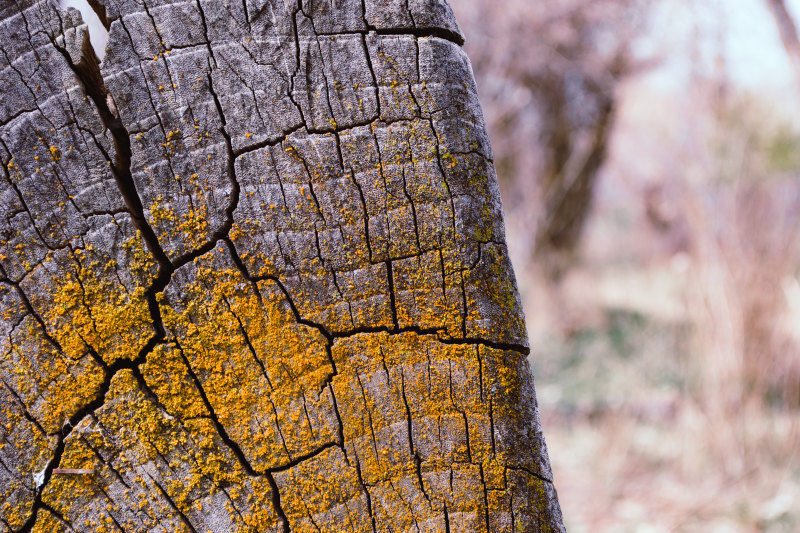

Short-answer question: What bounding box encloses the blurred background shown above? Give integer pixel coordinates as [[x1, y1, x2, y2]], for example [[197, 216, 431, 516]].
[[449, 0, 800, 531]]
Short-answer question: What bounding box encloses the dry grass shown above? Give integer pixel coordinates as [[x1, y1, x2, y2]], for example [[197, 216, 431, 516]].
[[529, 255, 800, 531], [543, 403, 800, 532]]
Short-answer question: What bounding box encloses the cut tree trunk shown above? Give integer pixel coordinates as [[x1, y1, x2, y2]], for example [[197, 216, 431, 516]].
[[0, 1, 563, 531]]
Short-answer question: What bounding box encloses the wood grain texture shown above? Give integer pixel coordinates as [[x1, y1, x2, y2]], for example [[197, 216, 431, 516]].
[[0, 0, 563, 530]]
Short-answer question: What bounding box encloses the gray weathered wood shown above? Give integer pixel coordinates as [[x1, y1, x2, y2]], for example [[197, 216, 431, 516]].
[[0, 0, 563, 530]]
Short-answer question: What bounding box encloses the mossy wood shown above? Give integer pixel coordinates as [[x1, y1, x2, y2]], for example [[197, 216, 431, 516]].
[[0, 0, 563, 531]]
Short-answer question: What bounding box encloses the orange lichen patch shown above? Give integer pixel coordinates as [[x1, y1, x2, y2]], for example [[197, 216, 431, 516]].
[[275, 261, 395, 334], [175, 206, 212, 247], [149, 197, 212, 251], [366, 473, 442, 531], [45, 253, 152, 366], [479, 345, 543, 458], [160, 245, 338, 471], [30, 507, 66, 533], [332, 333, 491, 480], [0, 382, 55, 528], [222, 476, 283, 531], [392, 251, 462, 335], [40, 370, 281, 531], [121, 233, 159, 282], [41, 433, 99, 521], [335, 371, 412, 483], [336, 336, 448, 451], [141, 343, 208, 420], [364, 462, 513, 533], [161, 129, 183, 156], [4, 313, 104, 433], [275, 446, 372, 532], [506, 469, 562, 533], [326, 329, 549, 531], [461, 244, 526, 344]]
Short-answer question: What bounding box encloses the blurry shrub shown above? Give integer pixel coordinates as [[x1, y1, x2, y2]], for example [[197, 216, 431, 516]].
[[450, 0, 653, 277], [684, 93, 800, 411]]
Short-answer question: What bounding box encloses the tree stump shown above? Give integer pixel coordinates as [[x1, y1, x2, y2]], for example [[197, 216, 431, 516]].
[[0, 1, 563, 531]]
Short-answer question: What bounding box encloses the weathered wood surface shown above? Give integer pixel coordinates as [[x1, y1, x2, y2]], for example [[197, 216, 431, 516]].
[[0, 0, 563, 531]]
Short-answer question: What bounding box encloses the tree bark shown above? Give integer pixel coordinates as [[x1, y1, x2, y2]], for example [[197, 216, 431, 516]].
[[0, 1, 563, 531]]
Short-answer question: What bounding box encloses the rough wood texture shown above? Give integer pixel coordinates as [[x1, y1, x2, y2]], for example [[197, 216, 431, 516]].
[[0, 0, 564, 531]]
